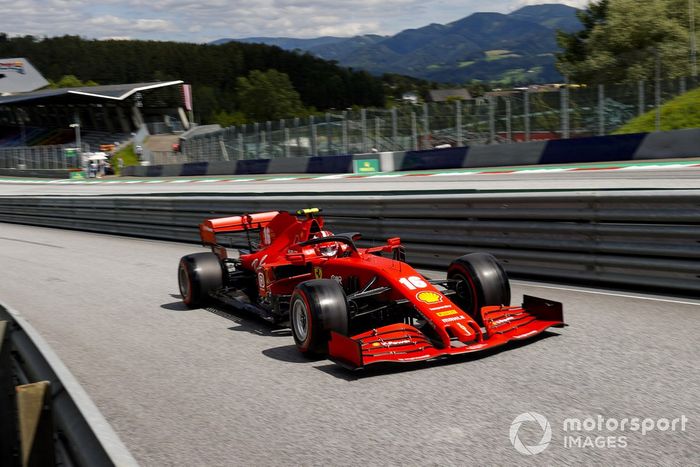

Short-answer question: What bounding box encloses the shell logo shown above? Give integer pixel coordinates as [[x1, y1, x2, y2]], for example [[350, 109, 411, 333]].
[[416, 291, 443, 304]]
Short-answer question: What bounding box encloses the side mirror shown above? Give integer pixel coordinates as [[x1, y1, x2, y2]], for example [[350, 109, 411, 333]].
[[384, 237, 401, 252]]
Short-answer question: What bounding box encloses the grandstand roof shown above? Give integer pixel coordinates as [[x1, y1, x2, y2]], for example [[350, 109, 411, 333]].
[[0, 58, 49, 93], [0, 80, 183, 105]]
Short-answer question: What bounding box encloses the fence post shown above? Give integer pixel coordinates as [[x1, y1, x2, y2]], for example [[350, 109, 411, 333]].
[[342, 111, 348, 154], [228, 126, 235, 151], [411, 112, 418, 150], [455, 100, 463, 146], [561, 81, 570, 139], [284, 127, 290, 157], [638, 80, 645, 116], [524, 91, 531, 142], [422, 103, 429, 144], [391, 107, 398, 150], [680, 76, 686, 94], [219, 134, 229, 161], [598, 84, 605, 136], [237, 130, 245, 160], [488, 96, 496, 144], [266, 120, 272, 157], [655, 49, 661, 131], [280, 119, 286, 158], [309, 115, 317, 156], [360, 109, 367, 152], [294, 117, 300, 155], [254, 122, 260, 158], [280, 118, 289, 157], [326, 112, 332, 155], [505, 97, 512, 143], [374, 117, 380, 151], [242, 124, 249, 160]]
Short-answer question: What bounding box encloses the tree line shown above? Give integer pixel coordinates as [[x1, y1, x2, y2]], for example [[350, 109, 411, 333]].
[[557, 0, 700, 84], [0, 33, 386, 124]]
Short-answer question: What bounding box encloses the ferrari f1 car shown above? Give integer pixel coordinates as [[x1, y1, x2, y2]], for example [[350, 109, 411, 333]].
[[178, 208, 565, 369]]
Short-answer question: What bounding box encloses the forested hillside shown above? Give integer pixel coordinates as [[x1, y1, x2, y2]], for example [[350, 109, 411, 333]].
[[557, 0, 698, 83], [0, 34, 386, 123]]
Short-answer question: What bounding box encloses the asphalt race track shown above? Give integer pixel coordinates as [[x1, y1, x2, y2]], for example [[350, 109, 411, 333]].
[[1, 163, 700, 196], [0, 222, 697, 465]]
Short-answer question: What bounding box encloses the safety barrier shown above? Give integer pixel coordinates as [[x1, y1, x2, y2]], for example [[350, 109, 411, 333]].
[[121, 127, 700, 177], [0, 303, 138, 467], [0, 190, 698, 295], [0, 168, 74, 178]]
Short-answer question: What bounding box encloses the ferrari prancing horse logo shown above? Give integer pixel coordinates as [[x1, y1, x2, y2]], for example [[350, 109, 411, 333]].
[[314, 267, 323, 279]]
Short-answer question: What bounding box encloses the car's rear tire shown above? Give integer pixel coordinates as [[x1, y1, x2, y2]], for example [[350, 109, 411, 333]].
[[447, 253, 510, 325], [290, 279, 349, 355], [178, 253, 223, 308]]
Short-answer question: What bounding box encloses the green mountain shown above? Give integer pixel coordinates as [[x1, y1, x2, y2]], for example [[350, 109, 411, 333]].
[[508, 3, 584, 31], [218, 3, 582, 84]]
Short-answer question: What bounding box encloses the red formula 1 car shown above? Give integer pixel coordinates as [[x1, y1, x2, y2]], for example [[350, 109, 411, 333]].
[[178, 208, 565, 369]]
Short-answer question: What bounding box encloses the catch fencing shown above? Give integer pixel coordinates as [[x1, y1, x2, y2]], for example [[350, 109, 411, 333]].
[[1, 76, 698, 170], [177, 76, 700, 163], [0, 190, 697, 295], [0, 144, 87, 170]]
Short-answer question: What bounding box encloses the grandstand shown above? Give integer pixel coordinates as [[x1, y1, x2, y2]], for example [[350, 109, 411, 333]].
[[0, 57, 191, 172]]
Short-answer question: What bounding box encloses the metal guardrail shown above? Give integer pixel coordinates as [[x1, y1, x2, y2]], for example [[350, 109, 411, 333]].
[[0, 303, 138, 467], [0, 191, 698, 294]]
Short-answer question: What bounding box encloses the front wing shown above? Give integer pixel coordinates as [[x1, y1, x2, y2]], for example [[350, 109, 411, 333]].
[[328, 295, 565, 369]]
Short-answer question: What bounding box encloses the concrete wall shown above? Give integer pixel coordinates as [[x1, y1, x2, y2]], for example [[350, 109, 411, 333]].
[[123, 154, 353, 177], [389, 128, 700, 172]]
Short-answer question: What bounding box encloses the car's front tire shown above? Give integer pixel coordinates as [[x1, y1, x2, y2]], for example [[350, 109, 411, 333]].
[[178, 253, 223, 308], [290, 279, 349, 355], [447, 252, 511, 325]]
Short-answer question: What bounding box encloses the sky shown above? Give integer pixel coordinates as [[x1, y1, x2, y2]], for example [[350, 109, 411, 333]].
[[2, 0, 590, 43]]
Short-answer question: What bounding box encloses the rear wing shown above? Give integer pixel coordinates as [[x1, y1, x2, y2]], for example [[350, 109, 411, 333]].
[[199, 211, 281, 246]]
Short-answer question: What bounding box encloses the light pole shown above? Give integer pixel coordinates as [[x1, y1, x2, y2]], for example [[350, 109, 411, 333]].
[[69, 123, 81, 168]]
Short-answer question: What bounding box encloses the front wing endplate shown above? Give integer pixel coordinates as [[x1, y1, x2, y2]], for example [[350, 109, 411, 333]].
[[328, 295, 565, 369]]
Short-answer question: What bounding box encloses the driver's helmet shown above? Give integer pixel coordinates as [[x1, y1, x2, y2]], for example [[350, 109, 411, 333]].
[[313, 230, 339, 257]]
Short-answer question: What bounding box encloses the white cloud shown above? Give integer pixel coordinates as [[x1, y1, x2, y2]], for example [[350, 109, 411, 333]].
[[314, 22, 382, 37], [87, 15, 129, 27], [0, 0, 590, 43], [512, 0, 590, 9], [133, 19, 174, 32]]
